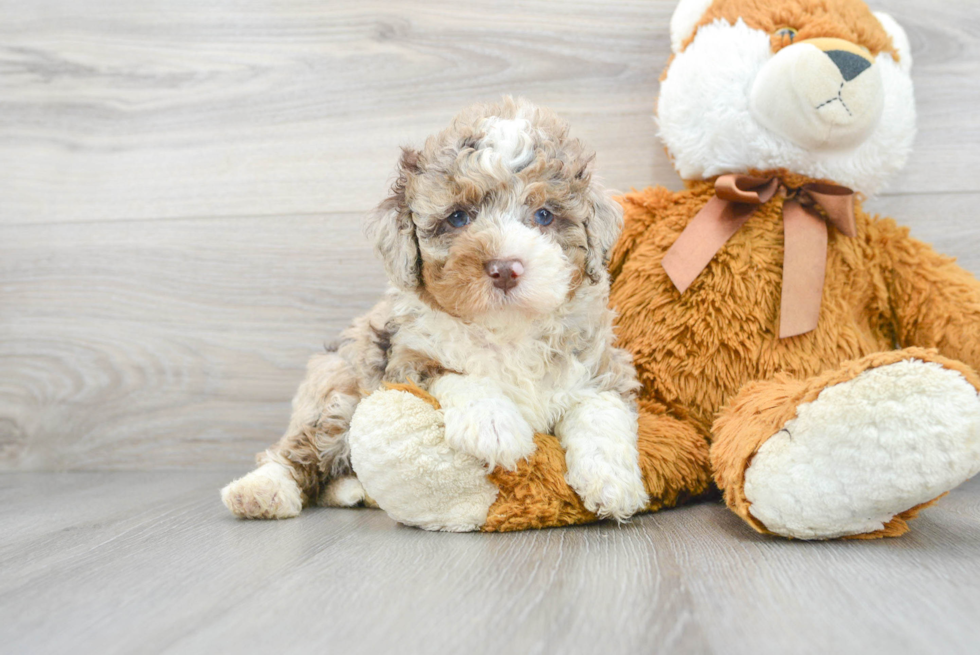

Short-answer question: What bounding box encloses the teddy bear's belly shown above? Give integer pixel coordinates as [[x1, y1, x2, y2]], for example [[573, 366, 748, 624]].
[[612, 231, 893, 437]]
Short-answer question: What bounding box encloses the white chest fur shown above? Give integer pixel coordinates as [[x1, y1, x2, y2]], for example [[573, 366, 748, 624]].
[[393, 292, 609, 432]]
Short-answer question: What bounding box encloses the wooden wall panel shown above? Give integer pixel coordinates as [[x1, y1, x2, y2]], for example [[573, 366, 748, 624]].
[[1, 0, 978, 470]]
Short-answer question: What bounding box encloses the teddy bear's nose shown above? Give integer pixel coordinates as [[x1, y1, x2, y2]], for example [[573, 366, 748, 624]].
[[485, 259, 523, 292], [825, 49, 872, 82]]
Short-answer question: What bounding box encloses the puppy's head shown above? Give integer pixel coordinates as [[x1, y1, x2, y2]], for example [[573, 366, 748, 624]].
[[369, 97, 621, 323]]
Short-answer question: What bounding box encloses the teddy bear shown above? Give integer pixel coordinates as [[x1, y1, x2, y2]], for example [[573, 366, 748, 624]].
[[346, 0, 980, 538]]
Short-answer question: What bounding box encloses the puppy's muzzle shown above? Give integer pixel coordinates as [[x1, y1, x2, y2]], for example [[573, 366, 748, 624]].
[[485, 259, 524, 292]]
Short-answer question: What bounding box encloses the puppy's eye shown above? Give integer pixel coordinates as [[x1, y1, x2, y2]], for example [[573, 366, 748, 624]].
[[533, 208, 554, 226], [446, 210, 470, 228], [774, 26, 797, 42]]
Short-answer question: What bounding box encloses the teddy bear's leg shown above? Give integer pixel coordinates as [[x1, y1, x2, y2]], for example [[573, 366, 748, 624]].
[[483, 401, 712, 531], [348, 385, 500, 532], [635, 402, 713, 509], [711, 348, 980, 540], [348, 384, 713, 532]]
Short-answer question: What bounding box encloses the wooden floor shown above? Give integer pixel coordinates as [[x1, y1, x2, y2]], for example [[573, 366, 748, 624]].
[[2, 471, 980, 655]]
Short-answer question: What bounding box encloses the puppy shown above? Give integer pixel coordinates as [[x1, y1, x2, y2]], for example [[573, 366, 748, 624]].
[[221, 97, 648, 522]]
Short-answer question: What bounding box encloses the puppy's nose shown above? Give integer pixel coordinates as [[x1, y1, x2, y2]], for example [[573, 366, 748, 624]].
[[485, 259, 524, 292], [824, 49, 871, 82]]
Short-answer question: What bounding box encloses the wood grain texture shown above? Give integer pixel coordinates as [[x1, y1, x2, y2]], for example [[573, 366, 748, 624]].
[[1, 471, 979, 654], [2, 196, 976, 470], [0, 0, 671, 223], [0, 214, 386, 469], [1, 0, 979, 225], [1, 0, 980, 470]]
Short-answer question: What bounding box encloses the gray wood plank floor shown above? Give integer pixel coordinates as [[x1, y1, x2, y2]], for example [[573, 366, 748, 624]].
[[2, 472, 980, 655]]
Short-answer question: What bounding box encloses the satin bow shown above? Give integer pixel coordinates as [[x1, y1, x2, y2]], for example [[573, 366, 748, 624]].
[[661, 174, 857, 338]]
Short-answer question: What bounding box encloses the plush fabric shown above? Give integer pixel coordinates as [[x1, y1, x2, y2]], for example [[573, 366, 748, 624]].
[[359, 383, 711, 533], [608, 175, 980, 538], [680, 0, 898, 57], [711, 349, 980, 537], [484, 401, 712, 532]]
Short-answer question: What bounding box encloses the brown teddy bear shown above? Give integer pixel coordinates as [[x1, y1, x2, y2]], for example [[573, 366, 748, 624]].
[[347, 0, 980, 538]]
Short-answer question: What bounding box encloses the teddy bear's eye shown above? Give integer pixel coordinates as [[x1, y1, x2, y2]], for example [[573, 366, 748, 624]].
[[446, 209, 471, 228], [533, 208, 554, 226], [774, 26, 798, 42]]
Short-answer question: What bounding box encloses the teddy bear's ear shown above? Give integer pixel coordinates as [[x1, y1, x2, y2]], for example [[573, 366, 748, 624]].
[[874, 11, 913, 73], [670, 0, 714, 53]]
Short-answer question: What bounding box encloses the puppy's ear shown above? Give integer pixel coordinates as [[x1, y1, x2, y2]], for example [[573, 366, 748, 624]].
[[579, 163, 624, 283], [368, 148, 422, 291]]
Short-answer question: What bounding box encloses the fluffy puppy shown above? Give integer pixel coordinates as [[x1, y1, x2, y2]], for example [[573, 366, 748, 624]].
[[221, 97, 648, 522]]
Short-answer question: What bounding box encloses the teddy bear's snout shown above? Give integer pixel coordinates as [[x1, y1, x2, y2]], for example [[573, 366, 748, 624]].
[[749, 37, 884, 152]]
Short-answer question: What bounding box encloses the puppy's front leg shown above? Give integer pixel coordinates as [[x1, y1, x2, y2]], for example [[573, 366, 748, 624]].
[[429, 374, 536, 471], [557, 391, 648, 521]]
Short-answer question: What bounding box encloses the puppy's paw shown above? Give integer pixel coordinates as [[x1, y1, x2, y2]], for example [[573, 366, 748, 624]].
[[221, 462, 303, 519], [443, 399, 536, 471], [566, 456, 648, 522]]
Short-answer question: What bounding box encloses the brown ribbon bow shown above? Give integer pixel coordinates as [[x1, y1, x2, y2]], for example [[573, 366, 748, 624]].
[[661, 174, 857, 339]]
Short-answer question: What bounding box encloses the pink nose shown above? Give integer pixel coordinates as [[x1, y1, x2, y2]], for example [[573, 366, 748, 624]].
[[485, 259, 524, 292]]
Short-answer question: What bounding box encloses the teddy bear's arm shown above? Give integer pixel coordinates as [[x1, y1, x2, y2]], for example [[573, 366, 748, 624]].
[[874, 217, 980, 372]]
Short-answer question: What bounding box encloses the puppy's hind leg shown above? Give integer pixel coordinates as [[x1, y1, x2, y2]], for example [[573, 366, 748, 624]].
[[221, 352, 361, 519]]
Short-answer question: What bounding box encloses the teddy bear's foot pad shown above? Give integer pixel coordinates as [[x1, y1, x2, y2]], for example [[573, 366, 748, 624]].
[[744, 359, 980, 539], [349, 388, 499, 532]]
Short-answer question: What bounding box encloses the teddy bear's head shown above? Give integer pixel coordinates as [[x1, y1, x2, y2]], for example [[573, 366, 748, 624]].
[[659, 0, 914, 195]]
